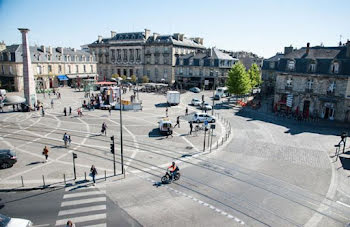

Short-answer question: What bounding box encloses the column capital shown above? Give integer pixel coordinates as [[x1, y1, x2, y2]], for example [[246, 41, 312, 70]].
[[18, 28, 30, 33]]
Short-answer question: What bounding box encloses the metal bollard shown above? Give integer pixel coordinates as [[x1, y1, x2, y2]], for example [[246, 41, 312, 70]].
[[63, 174, 66, 185], [84, 172, 87, 181], [42, 175, 46, 188], [21, 176, 24, 187], [123, 168, 126, 179], [104, 170, 106, 181]]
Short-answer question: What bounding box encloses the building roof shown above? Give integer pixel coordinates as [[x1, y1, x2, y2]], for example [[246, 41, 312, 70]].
[[146, 35, 205, 49]]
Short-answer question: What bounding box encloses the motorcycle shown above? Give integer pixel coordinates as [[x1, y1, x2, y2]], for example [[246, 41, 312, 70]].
[[161, 170, 180, 183]]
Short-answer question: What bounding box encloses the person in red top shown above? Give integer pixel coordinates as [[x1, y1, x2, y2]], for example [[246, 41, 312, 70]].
[[168, 162, 178, 180]]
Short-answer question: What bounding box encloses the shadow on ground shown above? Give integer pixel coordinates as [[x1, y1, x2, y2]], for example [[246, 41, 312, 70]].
[[339, 156, 350, 171], [148, 128, 163, 138], [155, 103, 169, 108], [235, 107, 350, 136]]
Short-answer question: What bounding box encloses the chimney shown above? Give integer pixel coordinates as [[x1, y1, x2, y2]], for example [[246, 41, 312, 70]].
[[98, 35, 102, 43], [346, 40, 350, 58], [48, 46, 52, 54], [284, 46, 293, 55], [179, 34, 184, 41], [57, 47, 63, 55], [153, 33, 159, 41], [111, 31, 116, 38], [41, 45, 46, 53], [144, 29, 150, 40], [306, 42, 310, 55]]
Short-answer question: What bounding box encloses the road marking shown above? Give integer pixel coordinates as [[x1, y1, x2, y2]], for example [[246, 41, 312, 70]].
[[83, 223, 107, 227], [32, 224, 50, 227], [61, 197, 106, 207], [336, 200, 350, 208], [55, 213, 106, 226], [58, 205, 106, 216], [63, 190, 105, 199]]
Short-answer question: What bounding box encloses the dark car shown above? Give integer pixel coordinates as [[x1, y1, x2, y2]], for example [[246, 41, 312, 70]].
[[0, 149, 17, 169], [189, 87, 200, 93]]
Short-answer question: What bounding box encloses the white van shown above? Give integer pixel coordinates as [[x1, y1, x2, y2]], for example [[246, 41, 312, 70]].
[[159, 118, 173, 135], [215, 87, 229, 98]]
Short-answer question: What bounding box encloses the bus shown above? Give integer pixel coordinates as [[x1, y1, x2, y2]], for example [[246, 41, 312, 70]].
[[215, 87, 229, 98]]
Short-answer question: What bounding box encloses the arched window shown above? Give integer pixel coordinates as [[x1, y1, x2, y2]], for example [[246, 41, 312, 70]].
[[287, 60, 295, 71], [331, 62, 339, 74], [309, 61, 316, 72]]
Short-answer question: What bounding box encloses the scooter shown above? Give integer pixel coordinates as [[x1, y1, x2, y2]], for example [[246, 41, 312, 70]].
[[161, 170, 180, 184]]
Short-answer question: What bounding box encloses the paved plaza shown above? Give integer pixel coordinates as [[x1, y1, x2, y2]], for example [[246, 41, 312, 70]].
[[0, 87, 350, 226]]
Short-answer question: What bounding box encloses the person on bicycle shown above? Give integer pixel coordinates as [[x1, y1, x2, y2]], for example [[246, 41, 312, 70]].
[[168, 162, 178, 180]]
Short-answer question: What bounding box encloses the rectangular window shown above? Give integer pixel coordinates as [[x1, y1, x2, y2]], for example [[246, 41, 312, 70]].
[[48, 55, 51, 61], [84, 65, 86, 73], [9, 66, 13, 74], [76, 65, 79, 73], [90, 65, 93, 72], [48, 65, 52, 73], [58, 65, 62, 73], [287, 61, 295, 71], [68, 65, 71, 73], [37, 66, 41, 74]]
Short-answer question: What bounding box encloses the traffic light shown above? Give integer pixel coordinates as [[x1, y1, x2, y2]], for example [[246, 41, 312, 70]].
[[73, 153, 77, 159], [110, 143, 115, 154], [111, 136, 114, 141]]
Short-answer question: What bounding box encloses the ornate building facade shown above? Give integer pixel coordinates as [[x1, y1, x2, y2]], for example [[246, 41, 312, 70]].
[[88, 29, 206, 83], [0, 43, 97, 91], [270, 42, 350, 122]]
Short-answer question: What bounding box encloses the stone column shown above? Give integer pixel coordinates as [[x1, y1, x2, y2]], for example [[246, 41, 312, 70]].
[[18, 28, 37, 107]]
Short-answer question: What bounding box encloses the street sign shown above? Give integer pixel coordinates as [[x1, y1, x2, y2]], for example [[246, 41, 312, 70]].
[[210, 124, 216, 129], [204, 121, 208, 126]]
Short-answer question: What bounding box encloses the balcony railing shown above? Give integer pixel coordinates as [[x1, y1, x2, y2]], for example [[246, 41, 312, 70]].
[[326, 90, 335, 96]]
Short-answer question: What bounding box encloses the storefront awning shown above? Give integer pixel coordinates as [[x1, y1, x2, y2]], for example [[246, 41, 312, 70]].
[[67, 74, 96, 79], [57, 75, 69, 81]]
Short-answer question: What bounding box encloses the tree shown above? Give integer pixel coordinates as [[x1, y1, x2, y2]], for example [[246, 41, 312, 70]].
[[142, 75, 149, 83], [111, 74, 120, 79], [226, 62, 251, 95], [248, 63, 262, 88], [121, 75, 127, 80], [130, 75, 137, 83]]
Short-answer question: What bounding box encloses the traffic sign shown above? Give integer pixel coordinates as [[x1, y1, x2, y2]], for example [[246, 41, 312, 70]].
[[204, 121, 208, 126]]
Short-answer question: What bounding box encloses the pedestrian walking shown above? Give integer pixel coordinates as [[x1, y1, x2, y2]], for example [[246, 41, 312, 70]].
[[90, 165, 98, 185], [174, 116, 180, 128], [63, 132, 69, 148], [41, 107, 45, 117], [42, 145, 49, 162], [166, 126, 173, 138], [63, 107, 67, 116], [69, 106, 72, 115], [101, 122, 107, 136], [66, 220, 75, 227], [51, 99, 54, 109], [189, 121, 193, 135], [166, 107, 168, 117], [68, 135, 71, 146], [185, 107, 188, 115], [58, 92, 61, 99], [108, 107, 111, 116]]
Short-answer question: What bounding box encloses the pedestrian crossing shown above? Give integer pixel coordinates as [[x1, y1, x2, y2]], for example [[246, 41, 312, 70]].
[[55, 184, 107, 226]]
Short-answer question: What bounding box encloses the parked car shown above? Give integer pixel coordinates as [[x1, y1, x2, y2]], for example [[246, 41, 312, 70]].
[[0, 214, 33, 227], [191, 98, 201, 106], [214, 94, 221, 100], [200, 102, 212, 110], [0, 149, 17, 169], [189, 87, 200, 93], [192, 113, 216, 123]]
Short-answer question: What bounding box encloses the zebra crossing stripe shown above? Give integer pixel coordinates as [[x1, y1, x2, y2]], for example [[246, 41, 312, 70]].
[[61, 197, 106, 207], [83, 223, 107, 227], [55, 213, 106, 226], [63, 190, 105, 199], [58, 205, 106, 216]]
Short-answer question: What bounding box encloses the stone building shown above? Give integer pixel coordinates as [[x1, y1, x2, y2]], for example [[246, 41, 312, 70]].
[[88, 29, 206, 83], [272, 42, 350, 122], [175, 48, 237, 89], [261, 52, 285, 95], [0, 43, 97, 91]]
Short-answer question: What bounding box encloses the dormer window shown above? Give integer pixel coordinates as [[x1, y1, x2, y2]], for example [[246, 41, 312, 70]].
[[189, 59, 193, 65], [306, 79, 313, 89], [309, 62, 316, 72], [287, 78, 292, 86], [328, 81, 336, 93], [180, 59, 183, 65], [331, 62, 339, 74], [200, 59, 204, 66], [287, 60, 295, 71], [269, 62, 275, 69]]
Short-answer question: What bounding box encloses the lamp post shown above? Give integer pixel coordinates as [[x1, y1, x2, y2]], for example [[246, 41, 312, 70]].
[[119, 87, 124, 174]]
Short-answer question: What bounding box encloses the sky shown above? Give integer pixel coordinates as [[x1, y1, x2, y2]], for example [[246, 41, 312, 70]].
[[0, 0, 349, 58]]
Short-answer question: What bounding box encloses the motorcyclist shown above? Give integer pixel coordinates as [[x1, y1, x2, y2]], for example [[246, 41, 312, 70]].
[[167, 162, 178, 180]]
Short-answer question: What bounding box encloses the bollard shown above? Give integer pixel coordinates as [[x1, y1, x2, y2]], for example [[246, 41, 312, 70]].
[[123, 168, 126, 179], [221, 138, 224, 145], [104, 170, 106, 181], [217, 141, 218, 149], [63, 174, 66, 185], [21, 176, 24, 187], [84, 172, 87, 181], [42, 175, 46, 188]]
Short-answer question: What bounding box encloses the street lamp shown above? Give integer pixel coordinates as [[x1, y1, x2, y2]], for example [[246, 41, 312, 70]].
[[119, 87, 124, 174]]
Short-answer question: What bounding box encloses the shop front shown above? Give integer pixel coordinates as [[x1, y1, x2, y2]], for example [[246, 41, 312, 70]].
[[57, 75, 69, 87]]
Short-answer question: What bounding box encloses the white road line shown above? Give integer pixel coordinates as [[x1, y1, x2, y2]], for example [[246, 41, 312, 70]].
[[336, 200, 350, 208], [63, 191, 106, 199], [82, 223, 107, 227], [58, 205, 106, 216], [32, 224, 50, 227], [337, 189, 350, 198], [61, 197, 106, 207], [55, 213, 106, 226]]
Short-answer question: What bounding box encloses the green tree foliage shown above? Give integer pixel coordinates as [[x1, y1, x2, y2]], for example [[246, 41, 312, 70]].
[[248, 63, 262, 88], [142, 75, 149, 83], [111, 74, 119, 79], [226, 62, 251, 95], [130, 75, 137, 83], [121, 75, 127, 80]]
